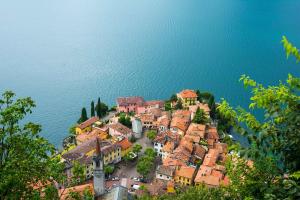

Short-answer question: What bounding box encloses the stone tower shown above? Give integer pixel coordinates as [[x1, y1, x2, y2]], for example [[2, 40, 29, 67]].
[[93, 138, 105, 197]]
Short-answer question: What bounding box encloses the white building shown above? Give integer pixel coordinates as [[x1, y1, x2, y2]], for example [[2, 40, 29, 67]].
[[156, 165, 175, 181]]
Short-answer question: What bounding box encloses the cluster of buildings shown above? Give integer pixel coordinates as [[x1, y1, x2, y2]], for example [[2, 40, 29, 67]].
[[152, 90, 229, 188], [58, 89, 229, 199]]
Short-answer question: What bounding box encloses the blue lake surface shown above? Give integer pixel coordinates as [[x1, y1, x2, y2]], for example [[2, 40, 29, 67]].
[[1, 0, 300, 147]]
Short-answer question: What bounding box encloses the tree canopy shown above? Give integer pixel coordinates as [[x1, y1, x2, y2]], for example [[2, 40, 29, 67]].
[[0, 91, 64, 199]]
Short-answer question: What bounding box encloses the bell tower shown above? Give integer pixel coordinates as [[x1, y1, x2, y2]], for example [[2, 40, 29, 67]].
[[93, 138, 105, 196]]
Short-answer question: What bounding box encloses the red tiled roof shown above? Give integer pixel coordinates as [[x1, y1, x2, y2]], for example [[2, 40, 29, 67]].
[[175, 166, 196, 179], [117, 96, 145, 106], [178, 89, 198, 98], [77, 117, 99, 129], [117, 138, 132, 150]]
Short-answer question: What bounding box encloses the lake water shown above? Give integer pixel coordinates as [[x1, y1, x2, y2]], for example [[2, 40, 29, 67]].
[[1, 0, 300, 147]]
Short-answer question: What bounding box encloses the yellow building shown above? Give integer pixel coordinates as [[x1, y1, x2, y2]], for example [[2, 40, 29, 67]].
[[116, 138, 133, 157], [75, 117, 100, 134], [177, 89, 198, 108], [174, 166, 196, 186]]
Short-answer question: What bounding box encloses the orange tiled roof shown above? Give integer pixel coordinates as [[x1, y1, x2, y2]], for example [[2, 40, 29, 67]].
[[117, 138, 132, 150], [186, 123, 206, 138], [203, 149, 219, 167], [206, 126, 219, 140], [162, 141, 175, 153], [170, 110, 191, 132], [163, 157, 187, 167], [178, 89, 198, 98], [194, 165, 213, 182], [175, 166, 196, 179], [77, 117, 99, 130], [76, 128, 107, 144], [195, 175, 220, 187], [140, 114, 155, 122]]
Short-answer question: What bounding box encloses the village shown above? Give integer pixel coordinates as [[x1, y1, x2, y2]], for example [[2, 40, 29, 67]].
[[58, 89, 230, 199]]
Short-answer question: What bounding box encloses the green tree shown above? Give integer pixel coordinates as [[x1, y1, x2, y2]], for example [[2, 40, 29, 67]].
[[133, 143, 143, 155], [118, 113, 132, 128], [104, 165, 114, 176], [144, 148, 156, 158], [164, 101, 172, 111], [78, 107, 88, 123], [175, 99, 183, 110], [69, 125, 76, 136], [137, 156, 154, 178], [95, 98, 101, 117], [71, 161, 85, 185], [196, 89, 201, 102], [146, 130, 157, 141], [95, 97, 108, 118], [170, 94, 178, 102], [216, 36, 300, 199], [91, 101, 95, 117], [192, 107, 208, 124], [83, 188, 93, 200], [0, 91, 64, 199]]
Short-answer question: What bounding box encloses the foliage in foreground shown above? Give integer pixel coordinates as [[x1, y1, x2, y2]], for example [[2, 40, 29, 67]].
[[0, 91, 64, 199]]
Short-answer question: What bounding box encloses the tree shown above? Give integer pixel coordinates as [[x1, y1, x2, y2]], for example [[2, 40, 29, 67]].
[[137, 156, 154, 178], [170, 94, 177, 102], [216, 36, 300, 199], [144, 148, 156, 158], [90, 101, 95, 117], [175, 99, 183, 110], [95, 98, 101, 117], [146, 130, 157, 141], [164, 101, 172, 111], [118, 113, 132, 128], [71, 161, 85, 185], [104, 165, 114, 176], [196, 89, 201, 102], [83, 188, 94, 200], [0, 91, 64, 199], [95, 97, 108, 118], [78, 107, 88, 123], [192, 107, 208, 124], [133, 143, 142, 155], [69, 125, 76, 136]]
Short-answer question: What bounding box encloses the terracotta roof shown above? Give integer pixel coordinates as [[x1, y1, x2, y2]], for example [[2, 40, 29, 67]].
[[109, 123, 132, 136], [140, 114, 155, 122], [175, 166, 196, 179], [179, 138, 194, 153], [206, 126, 219, 140], [117, 96, 144, 106], [163, 157, 187, 167], [59, 183, 94, 200], [117, 138, 132, 150], [77, 117, 99, 130], [157, 115, 170, 127], [222, 175, 230, 186], [184, 134, 201, 144], [195, 165, 213, 181], [178, 89, 198, 98], [153, 133, 166, 144], [156, 165, 175, 177], [171, 147, 192, 163], [195, 175, 220, 187], [76, 128, 108, 144], [144, 100, 164, 107], [189, 103, 210, 115], [211, 169, 224, 179], [170, 110, 191, 132], [162, 141, 175, 153], [214, 143, 228, 154], [186, 123, 206, 138], [202, 149, 219, 167], [193, 144, 206, 160]]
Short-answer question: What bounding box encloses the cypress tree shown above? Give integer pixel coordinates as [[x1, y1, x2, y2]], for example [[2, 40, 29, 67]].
[[91, 101, 95, 117], [196, 89, 201, 102], [96, 98, 101, 117], [80, 107, 88, 123]]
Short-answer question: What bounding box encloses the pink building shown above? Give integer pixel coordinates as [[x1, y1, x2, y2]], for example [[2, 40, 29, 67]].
[[116, 96, 145, 113], [117, 96, 164, 114]]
